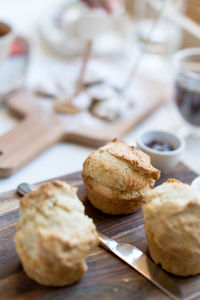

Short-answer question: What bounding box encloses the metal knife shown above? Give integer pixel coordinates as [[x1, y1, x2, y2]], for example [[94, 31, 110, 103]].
[[98, 231, 182, 300], [17, 183, 182, 300]]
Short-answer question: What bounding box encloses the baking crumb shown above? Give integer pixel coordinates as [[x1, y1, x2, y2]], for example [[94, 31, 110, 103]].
[[113, 288, 119, 292], [123, 278, 130, 283]]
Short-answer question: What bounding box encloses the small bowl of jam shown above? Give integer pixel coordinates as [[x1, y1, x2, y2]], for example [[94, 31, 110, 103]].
[[137, 130, 185, 173]]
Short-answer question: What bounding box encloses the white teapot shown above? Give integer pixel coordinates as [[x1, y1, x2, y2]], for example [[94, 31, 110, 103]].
[[62, 3, 112, 40], [39, 0, 132, 57]]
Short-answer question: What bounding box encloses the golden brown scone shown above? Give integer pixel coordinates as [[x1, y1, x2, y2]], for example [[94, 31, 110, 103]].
[[143, 179, 200, 276], [14, 180, 98, 286], [82, 139, 160, 215]]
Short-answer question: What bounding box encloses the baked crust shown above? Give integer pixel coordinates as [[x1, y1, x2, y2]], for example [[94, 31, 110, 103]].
[[14, 180, 98, 286], [83, 175, 143, 215], [103, 138, 160, 180], [82, 139, 160, 215], [143, 180, 200, 276]]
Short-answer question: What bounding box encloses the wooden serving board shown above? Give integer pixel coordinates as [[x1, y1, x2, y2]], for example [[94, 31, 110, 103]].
[[0, 163, 199, 300], [0, 74, 166, 178]]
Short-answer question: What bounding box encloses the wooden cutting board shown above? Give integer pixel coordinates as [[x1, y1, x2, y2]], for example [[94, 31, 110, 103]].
[[0, 74, 166, 178], [1, 163, 198, 300]]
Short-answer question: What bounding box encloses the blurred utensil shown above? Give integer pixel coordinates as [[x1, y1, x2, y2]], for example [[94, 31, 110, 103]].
[[120, 0, 166, 94], [54, 39, 92, 114], [75, 39, 92, 94]]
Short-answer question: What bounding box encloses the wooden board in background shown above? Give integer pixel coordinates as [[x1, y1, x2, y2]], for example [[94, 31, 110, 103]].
[[0, 163, 199, 300], [0, 72, 166, 178]]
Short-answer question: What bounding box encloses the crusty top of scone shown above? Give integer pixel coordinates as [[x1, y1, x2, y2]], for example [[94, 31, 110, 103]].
[[143, 179, 200, 255], [20, 180, 80, 212], [104, 139, 160, 180], [82, 139, 160, 193], [15, 180, 98, 267]]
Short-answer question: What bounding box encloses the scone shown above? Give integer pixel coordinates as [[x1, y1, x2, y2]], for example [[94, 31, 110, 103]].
[[14, 180, 98, 286], [143, 179, 200, 276], [82, 139, 160, 215]]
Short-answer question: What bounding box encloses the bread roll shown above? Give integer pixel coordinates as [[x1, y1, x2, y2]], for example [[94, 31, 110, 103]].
[[143, 179, 200, 276], [14, 180, 98, 286], [82, 139, 160, 215]]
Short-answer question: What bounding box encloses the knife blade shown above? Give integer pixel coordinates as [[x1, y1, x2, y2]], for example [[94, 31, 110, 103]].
[[98, 231, 182, 300], [17, 183, 182, 300]]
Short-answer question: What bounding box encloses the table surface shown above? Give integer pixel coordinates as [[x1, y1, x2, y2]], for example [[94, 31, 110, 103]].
[[0, 0, 200, 193], [1, 165, 199, 300]]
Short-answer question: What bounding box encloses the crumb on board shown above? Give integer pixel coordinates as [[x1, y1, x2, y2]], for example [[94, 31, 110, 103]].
[[123, 278, 130, 283]]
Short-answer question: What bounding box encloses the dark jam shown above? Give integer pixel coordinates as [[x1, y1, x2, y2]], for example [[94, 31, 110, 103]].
[[146, 140, 174, 152], [175, 81, 200, 126]]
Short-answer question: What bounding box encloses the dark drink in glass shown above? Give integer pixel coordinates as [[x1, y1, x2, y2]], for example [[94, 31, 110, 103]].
[[174, 48, 200, 128]]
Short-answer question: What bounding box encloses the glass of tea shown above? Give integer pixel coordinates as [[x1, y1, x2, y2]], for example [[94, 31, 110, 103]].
[[174, 48, 200, 131]]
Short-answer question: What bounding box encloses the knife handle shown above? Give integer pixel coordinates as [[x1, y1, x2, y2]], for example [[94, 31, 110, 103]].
[[17, 183, 34, 196]]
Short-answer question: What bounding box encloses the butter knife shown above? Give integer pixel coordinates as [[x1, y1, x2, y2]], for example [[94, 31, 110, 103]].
[[17, 183, 182, 300], [98, 231, 182, 300]]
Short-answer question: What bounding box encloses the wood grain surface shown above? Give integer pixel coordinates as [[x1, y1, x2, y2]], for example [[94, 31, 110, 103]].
[[0, 163, 199, 300], [0, 73, 166, 178]]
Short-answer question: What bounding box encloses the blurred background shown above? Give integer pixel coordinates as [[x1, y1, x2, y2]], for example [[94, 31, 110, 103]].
[[0, 0, 200, 191]]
